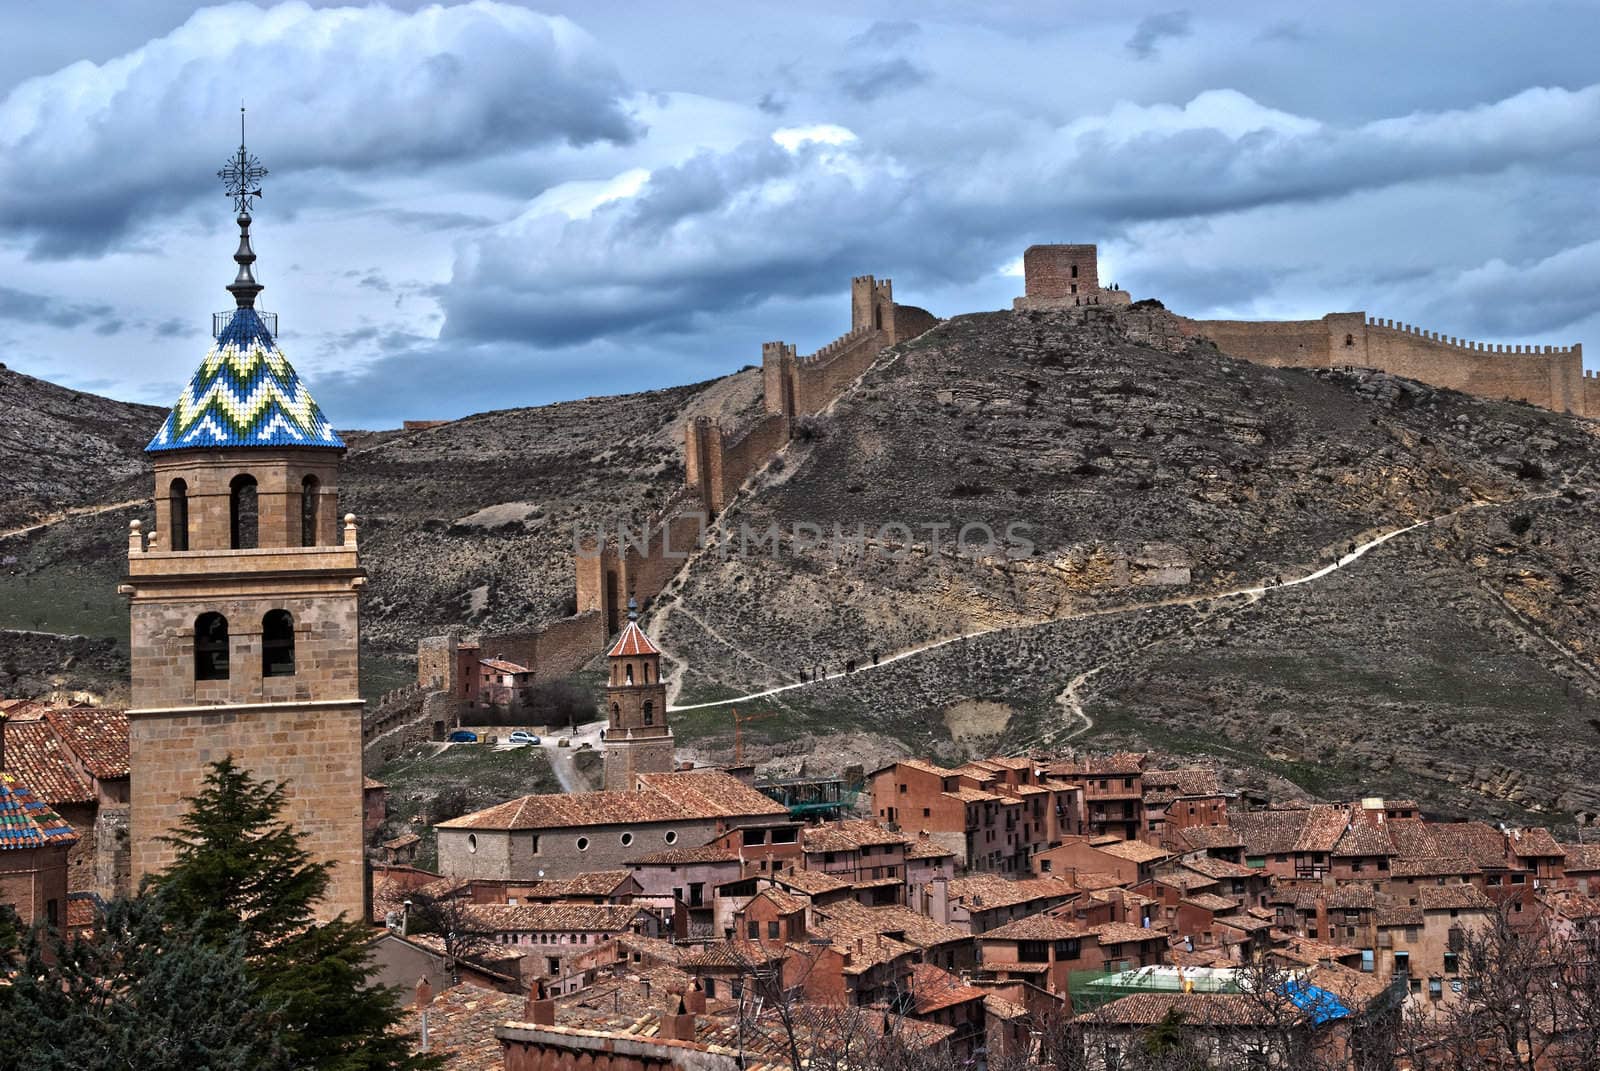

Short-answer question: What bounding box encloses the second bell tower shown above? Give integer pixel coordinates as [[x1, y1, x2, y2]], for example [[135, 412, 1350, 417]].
[[601, 599, 675, 789]]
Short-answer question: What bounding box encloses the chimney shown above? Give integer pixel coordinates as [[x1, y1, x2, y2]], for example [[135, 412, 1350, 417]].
[[685, 980, 708, 1014], [661, 995, 697, 1042], [524, 979, 556, 1026], [415, 977, 434, 1053]]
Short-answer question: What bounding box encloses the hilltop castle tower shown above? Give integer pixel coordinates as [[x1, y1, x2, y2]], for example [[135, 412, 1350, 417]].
[[122, 128, 365, 919], [602, 600, 675, 790]]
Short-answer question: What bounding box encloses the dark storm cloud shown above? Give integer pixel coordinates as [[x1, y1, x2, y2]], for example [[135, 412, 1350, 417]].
[[1126, 11, 1192, 59], [0, 285, 115, 330], [439, 83, 1600, 348], [0, 2, 640, 258]]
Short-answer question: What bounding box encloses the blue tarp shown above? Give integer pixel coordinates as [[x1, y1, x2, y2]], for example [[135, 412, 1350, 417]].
[[1281, 978, 1351, 1025]]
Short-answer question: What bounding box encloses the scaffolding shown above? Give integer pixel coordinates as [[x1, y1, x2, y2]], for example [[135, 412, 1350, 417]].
[[755, 776, 860, 819]]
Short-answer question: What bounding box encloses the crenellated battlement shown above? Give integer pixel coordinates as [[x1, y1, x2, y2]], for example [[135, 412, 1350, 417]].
[[1366, 317, 1580, 357], [798, 324, 877, 369]]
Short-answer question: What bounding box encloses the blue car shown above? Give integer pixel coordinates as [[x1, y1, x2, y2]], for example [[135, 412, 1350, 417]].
[[447, 730, 478, 743]]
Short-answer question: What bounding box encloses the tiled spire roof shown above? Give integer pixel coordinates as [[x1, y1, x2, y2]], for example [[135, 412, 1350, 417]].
[[608, 620, 660, 658], [146, 308, 343, 452], [0, 772, 80, 850]]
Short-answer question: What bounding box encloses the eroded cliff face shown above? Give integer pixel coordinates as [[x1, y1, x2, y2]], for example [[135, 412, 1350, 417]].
[[654, 307, 1600, 823]]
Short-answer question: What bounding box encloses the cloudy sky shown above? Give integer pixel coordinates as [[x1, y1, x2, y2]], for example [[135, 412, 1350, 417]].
[[5, 1, 1600, 427]]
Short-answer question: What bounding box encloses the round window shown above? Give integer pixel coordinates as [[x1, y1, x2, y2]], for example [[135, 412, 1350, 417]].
[[620, 832, 634, 847], [467, 834, 478, 853], [577, 836, 590, 852], [664, 830, 678, 845]]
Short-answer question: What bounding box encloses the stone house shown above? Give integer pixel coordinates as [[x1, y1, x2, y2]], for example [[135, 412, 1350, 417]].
[[435, 769, 786, 881], [466, 902, 666, 981], [809, 898, 978, 975], [978, 914, 1167, 1008], [906, 962, 988, 1062], [800, 818, 910, 905], [707, 817, 802, 877], [1048, 753, 1148, 842], [477, 656, 534, 717], [1033, 834, 1171, 886], [1560, 843, 1600, 894], [936, 874, 1080, 933], [627, 843, 741, 936], [1141, 767, 1230, 847], [1375, 883, 1493, 1002]]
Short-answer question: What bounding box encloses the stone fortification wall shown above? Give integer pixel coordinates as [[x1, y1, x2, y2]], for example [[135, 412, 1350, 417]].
[[1185, 312, 1585, 415]]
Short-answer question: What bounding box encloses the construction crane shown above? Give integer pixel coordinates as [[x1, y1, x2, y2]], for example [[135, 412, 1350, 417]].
[[730, 707, 777, 766]]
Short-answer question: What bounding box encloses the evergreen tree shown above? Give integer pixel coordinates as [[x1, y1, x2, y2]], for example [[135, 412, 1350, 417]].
[[150, 757, 439, 1070], [0, 895, 291, 1071]]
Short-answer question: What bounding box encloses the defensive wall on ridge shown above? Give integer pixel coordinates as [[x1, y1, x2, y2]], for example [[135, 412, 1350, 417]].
[[1182, 312, 1586, 416], [1017, 244, 1589, 417], [418, 274, 939, 688]]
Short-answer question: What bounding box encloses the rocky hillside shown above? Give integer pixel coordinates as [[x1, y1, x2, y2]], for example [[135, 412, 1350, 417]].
[[4, 307, 1598, 824], [651, 306, 1600, 823]]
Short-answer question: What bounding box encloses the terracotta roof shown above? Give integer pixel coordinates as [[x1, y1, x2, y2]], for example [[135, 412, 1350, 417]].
[[364, 777, 387, 790], [1, 720, 91, 805], [440, 771, 783, 831], [1333, 822, 1396, 857], [1095, 839, 1170, 864], [1376, 904, 1424, 928], [607, 621, 659, 658], [1428, 822, 1512, 869], [949, 875, 1076, 912], [1388, 856, 1480, 878], [1323, 885, 1377, 910], [1417, 884, 1495, 912], [1092, 921, 1165, 946], [810, 901, 970, 950], [635, 772, 788, 819], [1142, 767, 1223, 805], [43, 707, 129, 780], [774, 868, 853, 896], [802, 819, 909, 853], [1509, 827, 1564, 858], [1049, 751, 1147, 777], [942, 788, 1001, 803], [1180, 856, 1256, 880], [479, 658, 530, 674], [980, 914, 1091, 942], [1294, 807, 1352, 854], [1174, 825, 1244, 851], [885, 758, 962, 779], [465, 903, 650, 933], [0, 773, 79, 850], [629, 844, 740, 866], [1230, 807, 1311, 856], [908, 963, 986, 1013], [678, 939, 787, 970], [1543, 890, 1600, 921], [747, 887, 810, 916], [1155, 871, 1217, 893], [399, 983, 522, 1071], [984, 993, 1029, 1021], [382, 832, 421, 850], [1180, 893, 1239, 914], [1275, 936, 1365, 967], [1213, 914, 1273, 934], [1385, 819, 1442, 860], [1079, 992, 1285, 1027], [526, 870, 637, 898], [1560, 844, 1600, 871], [905, 838, 957, 860]]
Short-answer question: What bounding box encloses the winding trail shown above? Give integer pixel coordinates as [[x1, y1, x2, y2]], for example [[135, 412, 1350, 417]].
[[0, 499, 144, 542], [668, 493, 1568, 719]]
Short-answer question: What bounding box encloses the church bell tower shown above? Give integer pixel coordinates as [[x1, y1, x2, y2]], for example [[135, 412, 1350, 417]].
[[122, 119, 365, 919], [602, 599, 675, 789]]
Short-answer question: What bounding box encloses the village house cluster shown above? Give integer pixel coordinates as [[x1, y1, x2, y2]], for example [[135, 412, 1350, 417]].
[[6, 142, 1600, 1069]]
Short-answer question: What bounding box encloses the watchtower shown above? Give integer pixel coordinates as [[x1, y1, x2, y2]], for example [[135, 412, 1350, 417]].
[[122, 125, 366, 919], [1023, 244, 1100, 300], [601, 599, 675, 790]]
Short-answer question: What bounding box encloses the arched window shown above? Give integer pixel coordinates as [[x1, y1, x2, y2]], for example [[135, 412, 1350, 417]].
[[643, 701, 654, 726], [1070, 264, 1079, 279], [874, 305, 883, 330], [300, 475, 320, 547], [169, 478, 190, 552], [642, 663, 650, 684], [229, 475, 258, 549], [625, 663, 634, 686], [1345, 333, 1355, 347], [611, 702, 621, 725], [262, 610, 295, 677], [195, 612, 229, 680]]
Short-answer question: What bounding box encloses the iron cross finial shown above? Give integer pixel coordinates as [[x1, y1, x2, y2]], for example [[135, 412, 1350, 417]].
[[218, 104, 267, 213]]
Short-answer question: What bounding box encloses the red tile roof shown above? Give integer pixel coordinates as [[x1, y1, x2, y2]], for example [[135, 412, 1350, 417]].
[[43, 707, 129, 781], [608, 621, 659, 658], [440, 771, 784, 830], [908, 963, 986, 1013], [1417, 884, 1494, 912], [479, 658, 530, 674], [629, 844, 740, 866], [1, 720, 91, 805]]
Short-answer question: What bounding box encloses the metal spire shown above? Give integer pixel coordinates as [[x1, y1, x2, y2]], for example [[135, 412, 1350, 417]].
[[218, 105, 268, 309]]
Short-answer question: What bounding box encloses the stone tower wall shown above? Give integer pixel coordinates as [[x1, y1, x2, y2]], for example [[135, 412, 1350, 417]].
[[1024, 244, 1100, 298], [602, 734, 676, 791], [125, 489, 366, 922]]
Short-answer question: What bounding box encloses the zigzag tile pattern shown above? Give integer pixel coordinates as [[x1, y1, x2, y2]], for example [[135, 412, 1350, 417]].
[[146, 308, 343, 452]]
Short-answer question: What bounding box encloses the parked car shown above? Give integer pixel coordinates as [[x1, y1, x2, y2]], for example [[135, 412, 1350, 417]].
[[447, 730, 478, 743], [507, 730, 540, 745]]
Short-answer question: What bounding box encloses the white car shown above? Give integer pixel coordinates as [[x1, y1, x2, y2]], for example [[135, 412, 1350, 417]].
[[507, 730, 541, 745]]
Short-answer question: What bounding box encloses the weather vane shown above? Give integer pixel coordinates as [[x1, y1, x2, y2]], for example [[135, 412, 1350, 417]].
[[218, 104, 267, 212]]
